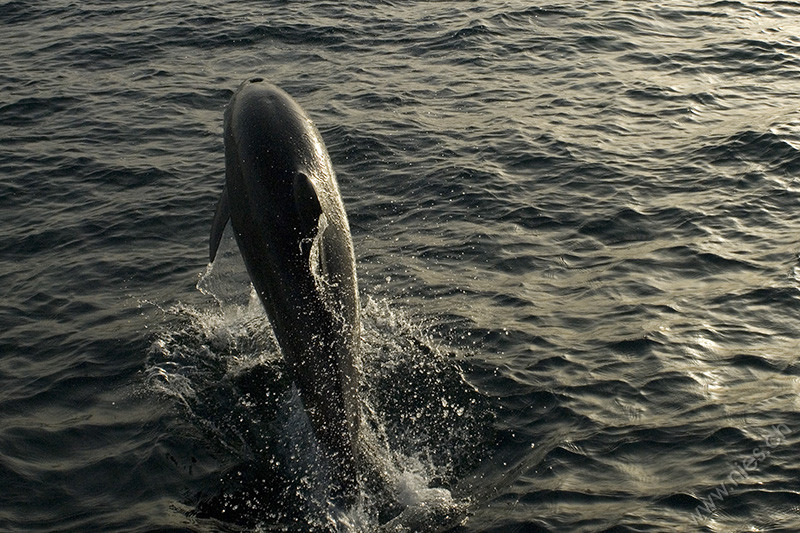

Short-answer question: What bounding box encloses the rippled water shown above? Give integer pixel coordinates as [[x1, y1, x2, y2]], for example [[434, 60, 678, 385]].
[[3, 1, 800, 531]]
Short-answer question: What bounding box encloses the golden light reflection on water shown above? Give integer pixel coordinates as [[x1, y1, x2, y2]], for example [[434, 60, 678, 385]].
[[682, 322, 800, 417]]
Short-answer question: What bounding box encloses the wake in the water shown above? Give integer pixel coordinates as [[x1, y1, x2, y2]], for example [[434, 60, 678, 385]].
[[145, 260, 494, 531]]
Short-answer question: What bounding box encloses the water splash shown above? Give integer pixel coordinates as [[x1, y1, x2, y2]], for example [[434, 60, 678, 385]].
[[145, 262, 493, 531]]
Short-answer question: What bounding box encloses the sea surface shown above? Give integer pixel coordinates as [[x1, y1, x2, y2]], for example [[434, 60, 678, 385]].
[[3, 1, 800, 531]]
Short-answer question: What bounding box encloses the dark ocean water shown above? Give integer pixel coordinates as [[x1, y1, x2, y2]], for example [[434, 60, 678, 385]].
[[3, 1, 800, 531]]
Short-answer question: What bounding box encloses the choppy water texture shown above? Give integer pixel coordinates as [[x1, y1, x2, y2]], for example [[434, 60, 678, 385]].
[[3, 1, 800, 531]]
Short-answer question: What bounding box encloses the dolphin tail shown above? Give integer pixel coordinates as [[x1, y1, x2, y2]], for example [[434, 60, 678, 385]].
[[209, 185, 230, 263]]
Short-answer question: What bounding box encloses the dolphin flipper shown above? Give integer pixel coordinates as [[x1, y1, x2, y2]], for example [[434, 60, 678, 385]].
[[209, 185, 230, 262], [293, 171, 332, 286], [293, 172, 323, 236]]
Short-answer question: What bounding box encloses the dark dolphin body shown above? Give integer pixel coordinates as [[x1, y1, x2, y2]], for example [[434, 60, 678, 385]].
[[209, 78, 362, 499]]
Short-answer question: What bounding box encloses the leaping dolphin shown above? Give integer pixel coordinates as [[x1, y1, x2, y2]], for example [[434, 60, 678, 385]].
[[209, 78, 362, 500]]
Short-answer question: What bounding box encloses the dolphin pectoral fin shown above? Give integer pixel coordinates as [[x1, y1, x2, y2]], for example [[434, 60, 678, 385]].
[[209, 185, 230, 263], [293, 171, 323, 236]]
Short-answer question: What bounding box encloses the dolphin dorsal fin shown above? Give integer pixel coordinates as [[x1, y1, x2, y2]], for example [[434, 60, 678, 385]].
[[209, 185, 230, 262], [293, 171, 323, 236]]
